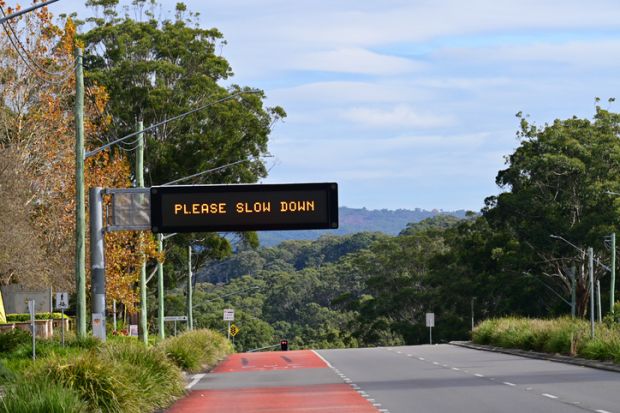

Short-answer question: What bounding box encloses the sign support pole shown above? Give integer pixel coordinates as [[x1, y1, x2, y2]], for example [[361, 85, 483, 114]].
[[187, 246, 193, 331], [228, 321, 231, 340], [429, 326, 432, 345], [89, 187, 106, 341], [61, 308, 65, 347]]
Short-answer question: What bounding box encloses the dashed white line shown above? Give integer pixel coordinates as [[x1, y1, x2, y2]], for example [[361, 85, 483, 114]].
[[474, 373, 484, 377], [503, 382, 516, 386], [433, 362, 439, 365], [595, 410, 611, 413], [542, 393, 558, 399], [451, 367, 460, 371], [419, 357, 425, 360]]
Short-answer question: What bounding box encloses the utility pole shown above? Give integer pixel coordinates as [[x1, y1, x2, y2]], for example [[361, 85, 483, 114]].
[[157, 234, 165, 340], [137, 121, 148, 345], [588, 247, 595, 338], [74, 48, 86, 338], [611, 233, 616, 314], [470, 297, 475, 332], [570, 266, 576, 319], [187, 246, 193, 331], [597, 280, 602, 323]]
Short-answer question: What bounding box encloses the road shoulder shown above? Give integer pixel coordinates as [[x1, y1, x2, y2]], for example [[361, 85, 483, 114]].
[[450, 341, 620, 373]]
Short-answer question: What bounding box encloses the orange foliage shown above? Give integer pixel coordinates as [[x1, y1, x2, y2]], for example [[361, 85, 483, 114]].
[[0, 4, 160, 312]]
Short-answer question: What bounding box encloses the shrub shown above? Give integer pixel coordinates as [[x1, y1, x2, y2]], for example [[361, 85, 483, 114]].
[[473, 317, 620, 363], [101, 340, 185, 410], [0, 378, 87, 413], [38, 353, 131, 413], [5, 313, 69, 322], [0, 329, 31, 353], [158, 329, 233, 373], [0, 360, 15, 383]]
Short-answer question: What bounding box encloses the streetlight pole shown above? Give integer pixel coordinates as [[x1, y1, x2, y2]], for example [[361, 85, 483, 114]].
[[611, 232, 616, 314], [588, 247, 595, 339]]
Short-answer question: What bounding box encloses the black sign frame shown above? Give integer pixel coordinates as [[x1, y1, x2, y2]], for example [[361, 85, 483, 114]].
[[150, 182, 338, 233]]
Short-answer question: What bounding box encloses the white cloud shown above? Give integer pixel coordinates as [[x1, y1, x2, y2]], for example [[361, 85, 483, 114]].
[[439, 39, 620, 69], [291, 48, 423, 75], [339, 105, 455, 129]]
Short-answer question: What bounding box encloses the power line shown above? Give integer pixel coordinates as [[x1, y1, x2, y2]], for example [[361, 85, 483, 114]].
[[0, 4, 75, 84]]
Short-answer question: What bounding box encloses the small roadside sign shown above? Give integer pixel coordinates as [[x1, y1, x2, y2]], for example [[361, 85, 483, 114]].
[[56, 292, 69, 310], [223, 309, 235, 321], [163, 316, 188, 322], [229, 324, 239, 337], [426, 313, 435, 327], [129, 324, 138, 337]]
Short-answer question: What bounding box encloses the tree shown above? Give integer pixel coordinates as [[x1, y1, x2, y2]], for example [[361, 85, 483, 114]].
[[80, 0, 285, 287], [484, 106, 620, 316]]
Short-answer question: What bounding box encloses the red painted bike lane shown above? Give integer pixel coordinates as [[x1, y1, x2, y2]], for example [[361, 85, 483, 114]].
[[166, 350, 378, 413]]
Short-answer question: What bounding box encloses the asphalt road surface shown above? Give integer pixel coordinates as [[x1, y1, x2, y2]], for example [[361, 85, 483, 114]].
[[318, 344, 620, 413]]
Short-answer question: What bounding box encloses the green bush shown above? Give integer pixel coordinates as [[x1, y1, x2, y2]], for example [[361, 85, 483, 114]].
[[0, 378, 87, 413], [0, 329, 31, 353], [158, 329, 233, 373], [0, 360, 15, 383], [101, 340, 185, 410], [473, 317, 620, 363], [5, 313, 69, 323], [38, 353, 131, 413]]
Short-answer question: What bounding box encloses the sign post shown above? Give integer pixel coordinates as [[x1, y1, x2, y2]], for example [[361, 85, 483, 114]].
[[28, 299, 35, 360], [163, 315, 188, 336], [55, 292, 69, 346], [223, 309, 234, 340], [426, 312, 435, 345]]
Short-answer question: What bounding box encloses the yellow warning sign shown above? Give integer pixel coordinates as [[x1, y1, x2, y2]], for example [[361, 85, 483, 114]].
[[229, 324, 239, 337]]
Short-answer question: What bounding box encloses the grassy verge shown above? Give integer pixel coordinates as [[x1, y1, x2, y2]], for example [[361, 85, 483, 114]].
[[0, 328, 232, 412], [472, 317, 620, 363]]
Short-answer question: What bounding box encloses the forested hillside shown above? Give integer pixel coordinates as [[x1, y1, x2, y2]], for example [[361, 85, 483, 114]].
[[258, 207, 468, 246]]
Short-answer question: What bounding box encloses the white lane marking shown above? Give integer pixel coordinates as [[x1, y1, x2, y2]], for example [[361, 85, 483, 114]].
[[451, 367, 460, 371], [432, 362, 439, 365], [542, 393, 558, 399], [368, 399, 375, 402], [311, 350, 333, 368], [407, 354, 413, 357], [503, 382, 516, 386], [379, 410, 390, 413], [397, 351, 403, 354], [185, 373, 206, 389], [595, 410, 611, 413], [419, 357, 425, 360], [373, 403, 382, 407], [442, 364, 448, 367], [526, 387, 533, 391], [474, 373, 484, 377]]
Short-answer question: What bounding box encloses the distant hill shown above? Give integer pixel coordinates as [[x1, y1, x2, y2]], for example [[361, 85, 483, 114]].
[[258, 206, 468, 247]]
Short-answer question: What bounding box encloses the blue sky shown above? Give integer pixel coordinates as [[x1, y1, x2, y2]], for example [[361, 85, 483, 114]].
[[50, 0, 620, 211]]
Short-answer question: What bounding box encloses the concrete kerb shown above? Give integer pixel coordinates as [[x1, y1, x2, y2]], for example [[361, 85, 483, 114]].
[[450, 341, 620, 374]]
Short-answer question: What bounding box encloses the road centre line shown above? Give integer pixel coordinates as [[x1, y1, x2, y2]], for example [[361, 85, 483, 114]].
[[384, 347, 618, 413]]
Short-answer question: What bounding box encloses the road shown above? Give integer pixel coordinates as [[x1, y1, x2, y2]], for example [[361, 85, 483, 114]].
[[167, 344, 620, 413], [319, 345, 620, 413]]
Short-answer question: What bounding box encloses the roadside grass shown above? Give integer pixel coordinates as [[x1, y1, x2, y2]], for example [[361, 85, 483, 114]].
[[0, 328, 232, 412], [473, 317, 620, 363], [157, 329, 233, 373]]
